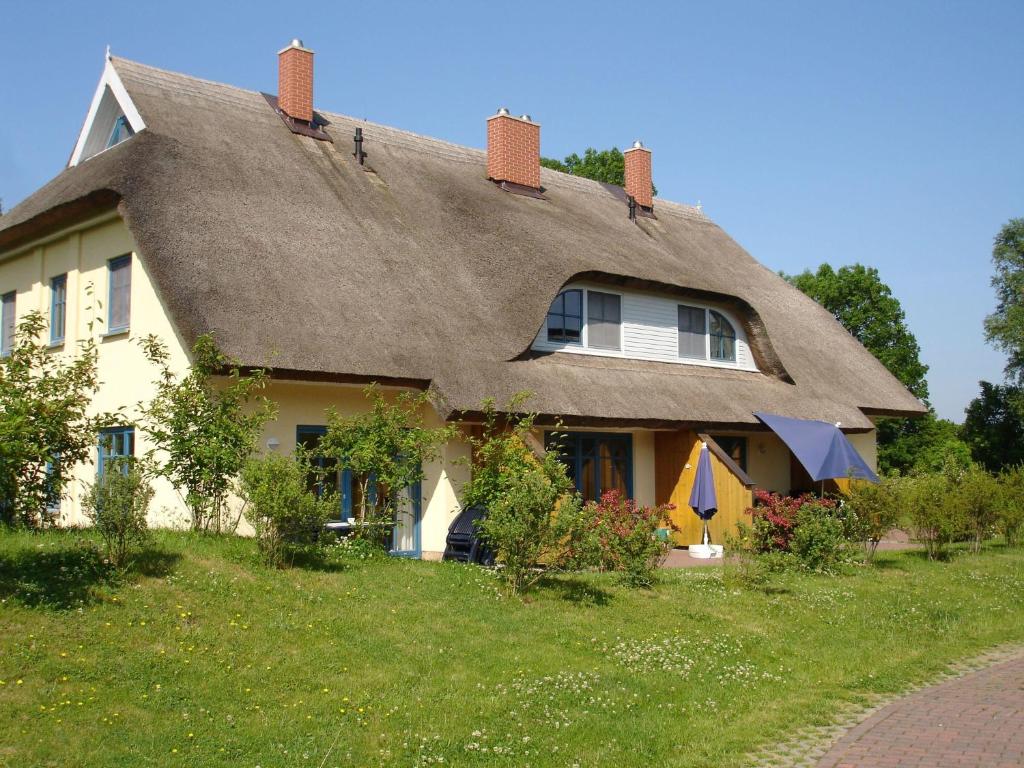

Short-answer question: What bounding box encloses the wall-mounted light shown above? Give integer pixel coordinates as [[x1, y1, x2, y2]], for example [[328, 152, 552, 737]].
[[266, 437, 281, 451]]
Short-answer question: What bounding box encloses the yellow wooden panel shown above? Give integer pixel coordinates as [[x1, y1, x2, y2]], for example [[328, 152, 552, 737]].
[[655, 430, 753, 546]]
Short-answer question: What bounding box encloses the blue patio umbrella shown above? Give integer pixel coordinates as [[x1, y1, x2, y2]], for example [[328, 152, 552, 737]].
[[688, 442, 718, 545]]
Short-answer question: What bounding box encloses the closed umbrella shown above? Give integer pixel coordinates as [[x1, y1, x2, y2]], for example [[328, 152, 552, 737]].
[[688, 442, 718, 546]]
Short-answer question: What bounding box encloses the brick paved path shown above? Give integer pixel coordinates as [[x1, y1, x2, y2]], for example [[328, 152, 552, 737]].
[[815, 652, 1024, 768]]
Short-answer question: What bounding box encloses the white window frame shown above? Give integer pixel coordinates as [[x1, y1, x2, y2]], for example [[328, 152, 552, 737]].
[[69, 56, 146, 167], [677, 304, 739, 365], [581, 288, 624, 352]]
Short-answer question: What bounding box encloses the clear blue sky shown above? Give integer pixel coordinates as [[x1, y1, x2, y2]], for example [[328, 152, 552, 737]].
[[2, 0, 1021, 421]]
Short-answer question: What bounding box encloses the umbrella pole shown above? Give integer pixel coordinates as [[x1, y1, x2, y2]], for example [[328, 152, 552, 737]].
[[702, 520, 709, 546]]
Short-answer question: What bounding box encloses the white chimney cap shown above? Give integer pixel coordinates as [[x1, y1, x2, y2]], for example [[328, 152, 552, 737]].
[[520, 114, 532, 122], [631, 139, 645, 149], [496, 106, 511, 116]]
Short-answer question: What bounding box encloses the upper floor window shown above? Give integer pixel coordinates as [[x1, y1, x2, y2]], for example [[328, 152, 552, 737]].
[[709, 310, 737, 362], [547, 289, 582, 344], [587, 291, 622, 351], [108, 255, 131, 333], [106, 115, 135, 150], [50, 274, 67, 345], [1, 291, 15, 357], [677, 304, 738, 364]]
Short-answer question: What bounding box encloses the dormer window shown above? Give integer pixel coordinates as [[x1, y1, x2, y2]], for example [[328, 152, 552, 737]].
[[534, 284, 756, 372], [106, 115, 134, 149]]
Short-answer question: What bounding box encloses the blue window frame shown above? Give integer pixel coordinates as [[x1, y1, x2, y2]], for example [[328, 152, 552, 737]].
[[98, 427, 135, 476], [546, 289, 583, 344], [50, 274, 67, 344], [546, 432, 633, 503], [107, 255, 131, 333], [106, 115, 135, 149], [1, 291, 15, 357], [45, 455, 62, 513]]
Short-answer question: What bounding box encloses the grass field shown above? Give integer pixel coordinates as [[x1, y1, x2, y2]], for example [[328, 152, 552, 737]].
[[1, 530, 1022, 768]]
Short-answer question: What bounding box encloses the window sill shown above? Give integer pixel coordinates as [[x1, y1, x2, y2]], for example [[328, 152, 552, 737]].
[[47, 339, 65, 350], [101, 328, 130, 340]]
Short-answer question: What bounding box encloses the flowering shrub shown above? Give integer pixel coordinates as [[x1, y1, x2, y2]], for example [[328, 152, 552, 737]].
[[739, 491, 859, 574], [585, 491, 675, 587], [742, 490, 836, 553]]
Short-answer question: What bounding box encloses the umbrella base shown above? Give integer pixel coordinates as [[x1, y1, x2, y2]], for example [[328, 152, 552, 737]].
[[687, 544, 724, 559]]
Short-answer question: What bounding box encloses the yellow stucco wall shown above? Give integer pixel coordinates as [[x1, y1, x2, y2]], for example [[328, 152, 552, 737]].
[[0, 214, 193, 526]]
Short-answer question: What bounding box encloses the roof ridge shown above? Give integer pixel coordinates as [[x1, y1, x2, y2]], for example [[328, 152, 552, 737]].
[[111, 56, 708, 220]]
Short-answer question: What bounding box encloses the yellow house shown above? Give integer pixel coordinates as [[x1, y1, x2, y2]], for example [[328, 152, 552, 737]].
[[0, 44, 925, 557]]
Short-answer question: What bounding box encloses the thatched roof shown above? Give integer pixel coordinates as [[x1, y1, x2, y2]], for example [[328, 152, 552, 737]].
[[0, 58, 926, 429]]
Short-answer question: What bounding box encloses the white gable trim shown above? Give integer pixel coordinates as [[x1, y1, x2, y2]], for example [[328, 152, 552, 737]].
[[69, 55, 146, 167]]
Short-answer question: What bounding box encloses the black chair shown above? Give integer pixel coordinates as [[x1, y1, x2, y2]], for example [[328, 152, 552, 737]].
[[442, 505, 494, 565]]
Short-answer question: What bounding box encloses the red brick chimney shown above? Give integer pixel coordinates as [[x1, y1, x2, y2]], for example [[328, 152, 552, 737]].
[[624, 140, 653, 208], [278, 39, 314, 123], [487, 108, 541, 190]]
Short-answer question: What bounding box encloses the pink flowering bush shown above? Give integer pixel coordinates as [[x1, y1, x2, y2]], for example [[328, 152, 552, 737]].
[[585, 490, 676, 587]]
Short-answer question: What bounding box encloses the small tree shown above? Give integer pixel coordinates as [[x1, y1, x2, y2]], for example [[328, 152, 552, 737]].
[[83, 458, 154, 568], [842, 479, 902, 561], [138, 334, 275, 532], [996, 465, 1024, 546], [0, 310, 111, 526], [239, 453, 337, 567], [957, 466, 999, 553], [901, 473, 966, 560], [318, 385, 456, 547], [462, 397, 598, 595]]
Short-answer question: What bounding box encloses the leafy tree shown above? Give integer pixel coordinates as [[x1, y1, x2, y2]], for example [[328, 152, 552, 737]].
[[961, 381, 1024, 471], [138, 334, 276, 532], [462, 397, 598, 596], [785, 263, 963, 474], [318, 385, 456, 548], [541, 147, 657, 196], [984, 218, 1024, 384], [0, 310, 111, 526]]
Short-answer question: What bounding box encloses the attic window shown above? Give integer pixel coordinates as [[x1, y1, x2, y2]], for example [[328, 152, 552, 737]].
[[106, 115, 134, 149]]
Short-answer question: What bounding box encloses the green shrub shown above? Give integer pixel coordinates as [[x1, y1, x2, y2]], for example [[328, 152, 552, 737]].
[[239, 453, 337, 568], [789, 504, 855, 574], [900, 473, 966, 560], [83, 459, 154, 568], [463, 398, 599, 596], [996, 466, 1024, 546], [842, 479, 902, 561], [957, 466, 1000, 553]]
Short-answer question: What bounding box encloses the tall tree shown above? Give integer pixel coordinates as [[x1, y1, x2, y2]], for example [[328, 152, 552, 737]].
[[962, 218, 1024, 470], [962, 382, 1024, 471], [983, 218, 1024, 384], [786, 264, 952, 475], [541, 147, 657, 195]]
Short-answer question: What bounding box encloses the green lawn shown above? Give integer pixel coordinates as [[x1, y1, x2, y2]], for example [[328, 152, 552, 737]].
[[1, 531, 1022, 768]]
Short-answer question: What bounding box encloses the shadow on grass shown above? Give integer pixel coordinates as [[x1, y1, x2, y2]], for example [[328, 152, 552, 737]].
[[0, 542, 180, 609], [538, 575, 614, 606]]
